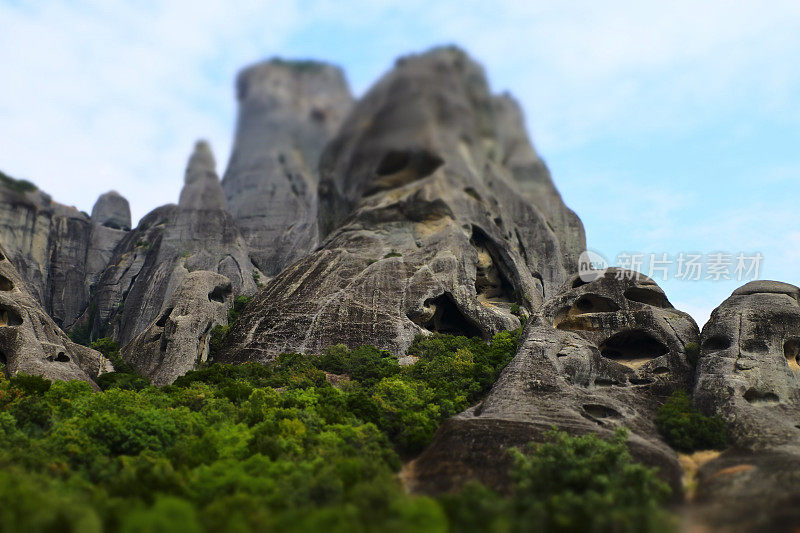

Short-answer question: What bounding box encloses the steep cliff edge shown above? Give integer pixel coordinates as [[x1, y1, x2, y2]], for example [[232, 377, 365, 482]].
[[222, 59, 353, 277]]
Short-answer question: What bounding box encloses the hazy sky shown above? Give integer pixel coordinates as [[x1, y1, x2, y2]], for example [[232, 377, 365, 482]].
[[1, 1, 799, 325]]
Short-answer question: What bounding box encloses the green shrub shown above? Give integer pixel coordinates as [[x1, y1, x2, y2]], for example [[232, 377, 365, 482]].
[[656, 390, 727, 452], [9, 374, 51, 396], [0, 170, 37, 194], [0, 331, 677, 531], [509, 428, 671, 532]]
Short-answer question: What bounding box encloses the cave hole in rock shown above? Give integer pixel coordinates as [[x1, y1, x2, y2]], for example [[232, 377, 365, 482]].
[[784, 339, 800, 372], [652, 367, 670, 375], [310, 107, 326, 124], [0, 350, 6, 365], [582, 404, 622, 419], [742, 338, 769, 354], [703, 335, 732, 352], [553, 295, 620, 331], [208, 284, 232, 304], [572, 276, 589, 289], [0, 307, 23, 327], [743, 388, 780, 405], [0, 252, 5, 261], [464, 187, 482, 202], [408, 293, 484, 339], [155, 309, 173, 328], [624, 287, 670, 308], [55, 352, 70, 362], [0, 275, 13, 291], [599, 330, 668, 370], [575, 294, 620, 313], [629, 377, 655, 386], [470, 227, 518, 307], [366, 149, 444, 196]]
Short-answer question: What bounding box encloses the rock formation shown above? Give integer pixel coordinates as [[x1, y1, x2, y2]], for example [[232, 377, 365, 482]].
[[492, 95, 586, 267], [690, 281, 800, 530], [219, 46, 585, 363], [222, 59, 353, 277], [0, 241, 110, 387], [85, 191, 131, 292], [85, 141, 260, 345], [408, 269, 699, 496], [122, 270, 233, 386]]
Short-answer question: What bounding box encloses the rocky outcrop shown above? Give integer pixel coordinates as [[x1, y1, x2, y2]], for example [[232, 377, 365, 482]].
[[85, 192, 131, 293], [220, 47, 584, 363], [0, 175, 133, 333], [122, 270, 233, 386], [492, 95, 586, 267], [222, 59, 353, 276], [408, 269, 699, 496], [691, 281, 800, 531], [91, 191, 131, 231], [0, 177, 94, 330], [0, 242, 110, 387], [85, 142, 260, 345]]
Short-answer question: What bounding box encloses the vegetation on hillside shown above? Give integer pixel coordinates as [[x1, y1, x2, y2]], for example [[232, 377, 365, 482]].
[[0, 169, 37, 194], [0, 329, 674, 532], [656, 390, 727, 453]]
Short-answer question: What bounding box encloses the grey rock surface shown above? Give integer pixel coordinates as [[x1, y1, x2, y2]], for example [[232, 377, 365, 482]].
[[85, 142, 260, 345], [408, 269, 699, 496], [220, 47, 584, 363], [122, 270, 233, 385], [0, 180, 94, 330], [222, 59, 353, 276], [91, 190, 131, 231], [179, 141, 227, 210], [0, 241, 110, 387], [690, 280, 800, 531], [492, 95, 586, 268]]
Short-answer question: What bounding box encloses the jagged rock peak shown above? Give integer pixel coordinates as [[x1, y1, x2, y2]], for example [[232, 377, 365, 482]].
[[222, 57, 353, 276], [220, 45, 581, 362], [235, 58, 352, 135], [179, 140, 227, 210], [91, 190, 131, 231]]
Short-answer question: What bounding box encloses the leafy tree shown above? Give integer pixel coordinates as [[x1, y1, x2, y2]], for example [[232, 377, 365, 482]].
[[656, 390, 727, 452], [508, 428, 671, 532]]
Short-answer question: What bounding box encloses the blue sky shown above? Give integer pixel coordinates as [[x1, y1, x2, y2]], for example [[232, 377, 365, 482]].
[[1, 1, 799, 324]]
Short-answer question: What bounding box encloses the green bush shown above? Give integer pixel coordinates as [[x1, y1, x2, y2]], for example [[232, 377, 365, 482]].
[[0, 170, 37, 194], [0, 330, 675, 531], [656, 390, 727, 452], [508, 428, 671, 532]]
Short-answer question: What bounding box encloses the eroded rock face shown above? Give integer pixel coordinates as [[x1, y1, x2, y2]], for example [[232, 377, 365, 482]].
[[85, 142, 259, 345], [540, 268, 698, 390], [408, 269, 698, 496], [695, 280, 800, 447], [179, 141, 227, 210], [0, 183, 93, 329], [91, 190, 131, 231], [0, 180, 133, 332], [691, 281, 800, 531], [0, 242, 110, 387], [122, 270, 232, 386], [220, 47, 583, 363], [222, 59, 353, 276], [492, 95, 586, 268]]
